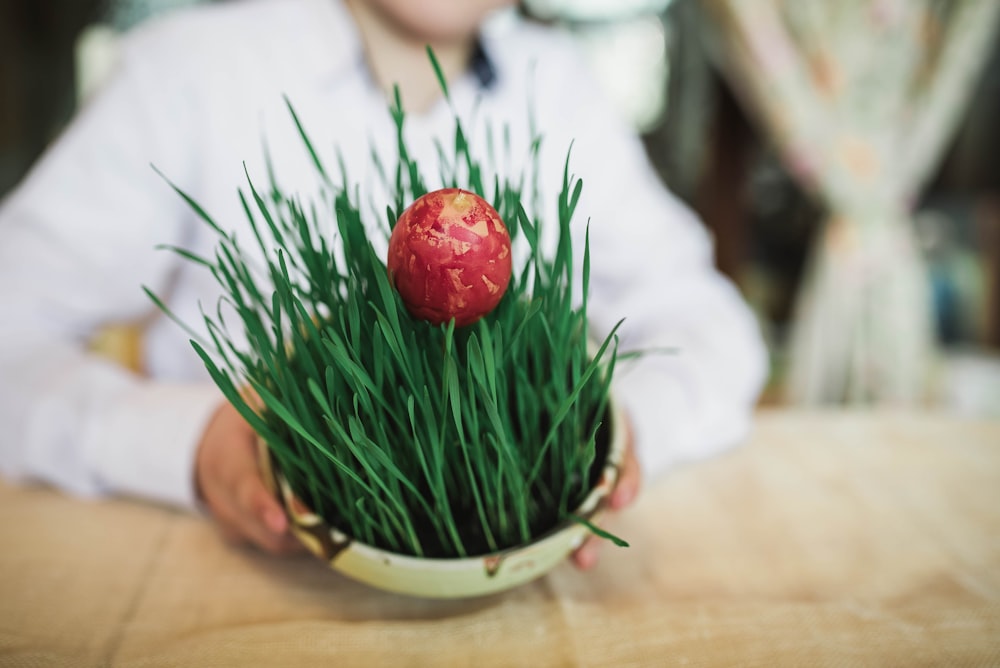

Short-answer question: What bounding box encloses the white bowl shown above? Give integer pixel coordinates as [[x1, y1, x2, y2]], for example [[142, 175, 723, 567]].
[[259, 398, 626, 599]]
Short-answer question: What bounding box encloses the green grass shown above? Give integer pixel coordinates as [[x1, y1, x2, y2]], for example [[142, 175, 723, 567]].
[[150, 50, 620, 558]]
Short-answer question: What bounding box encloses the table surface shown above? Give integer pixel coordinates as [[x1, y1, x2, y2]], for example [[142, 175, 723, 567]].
[[2, 409, 998, 667]]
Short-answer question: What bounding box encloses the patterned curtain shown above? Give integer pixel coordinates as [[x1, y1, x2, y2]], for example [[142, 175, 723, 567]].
[[701, 0, 1000, 404]]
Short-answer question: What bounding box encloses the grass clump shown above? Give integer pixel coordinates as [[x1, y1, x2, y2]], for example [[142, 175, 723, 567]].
[[150, 51, 621, 558]]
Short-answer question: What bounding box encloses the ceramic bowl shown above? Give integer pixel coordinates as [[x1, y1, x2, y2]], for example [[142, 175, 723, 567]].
[[258, 397, 626, 599]]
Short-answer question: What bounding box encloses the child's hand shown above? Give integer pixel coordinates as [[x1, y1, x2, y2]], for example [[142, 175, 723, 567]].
[[195, 401, 303, 554], [571, 419, 640, 570]]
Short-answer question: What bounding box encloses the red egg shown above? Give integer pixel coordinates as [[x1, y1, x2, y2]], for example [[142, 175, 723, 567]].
[[387, 188, 512, 327]]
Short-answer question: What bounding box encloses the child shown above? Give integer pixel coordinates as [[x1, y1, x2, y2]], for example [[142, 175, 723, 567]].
[[0, 0, 767, 568]]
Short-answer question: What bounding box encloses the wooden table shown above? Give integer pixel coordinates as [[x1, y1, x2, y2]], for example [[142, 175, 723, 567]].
[[2, 410, 998, 666]]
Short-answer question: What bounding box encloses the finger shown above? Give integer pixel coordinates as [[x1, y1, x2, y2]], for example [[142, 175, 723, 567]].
[[216, 521, 250, 546], [245, 478, 289, 534], [225, 434, 285, 535], [205, 491, 259, 550], [572, 535, 601, 570], [234, 476, 302, 554], [220, 509, 300, 555], [235, 444, 304, 553], [220, 426, 301, 554], [233, 508, 300, 554], [611, 445, 641, 511]]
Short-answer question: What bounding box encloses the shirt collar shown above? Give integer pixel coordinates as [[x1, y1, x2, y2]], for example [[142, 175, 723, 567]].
[[470, 38, 497, 89]]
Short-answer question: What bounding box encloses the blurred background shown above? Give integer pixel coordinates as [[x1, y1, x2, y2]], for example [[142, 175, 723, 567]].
[[2, 0, 999, 414]]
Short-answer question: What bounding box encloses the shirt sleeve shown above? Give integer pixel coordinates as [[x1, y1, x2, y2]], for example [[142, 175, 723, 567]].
[[0, 32, 222, 509], [533, 42, 769, 481]]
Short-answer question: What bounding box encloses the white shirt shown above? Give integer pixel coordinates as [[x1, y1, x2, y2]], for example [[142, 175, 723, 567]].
[[0, 0, 767, 510]]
